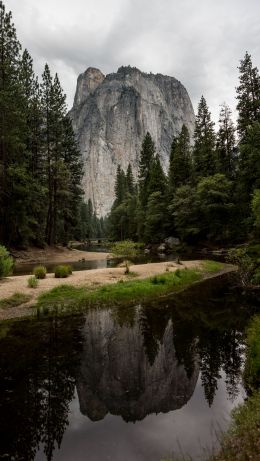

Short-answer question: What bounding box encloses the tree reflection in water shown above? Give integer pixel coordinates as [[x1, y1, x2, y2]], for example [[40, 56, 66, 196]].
[[0, 274, 258, 460]]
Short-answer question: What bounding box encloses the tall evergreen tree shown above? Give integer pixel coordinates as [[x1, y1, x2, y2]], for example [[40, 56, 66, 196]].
[[148, 154, 167, 196], [114, 165, 126, 206], [61, 114, 83, 241], [126, 163, 135, 194], [216, 103, 236, 178], [0, 2, 33, 245], [193, 96, 216, 178], [238, 122, 260, 206], [18, 48, 47, 244], [138, 132, 155, 205], [168, 124, 192, 192], [236, 52, 260, 140]]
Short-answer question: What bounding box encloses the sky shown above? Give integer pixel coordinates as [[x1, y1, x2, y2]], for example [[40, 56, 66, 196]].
[[4, 0, 260, 123]]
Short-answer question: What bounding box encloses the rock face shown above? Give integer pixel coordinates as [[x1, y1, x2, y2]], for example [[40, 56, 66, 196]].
[[70, 66, 195, 216], [76, 308, 199, 422]]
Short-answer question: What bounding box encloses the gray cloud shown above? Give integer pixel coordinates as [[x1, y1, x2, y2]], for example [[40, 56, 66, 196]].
[[5, 0, 260, 122]]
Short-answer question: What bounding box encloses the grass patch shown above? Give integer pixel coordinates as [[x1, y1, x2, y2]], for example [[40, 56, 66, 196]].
[[211, 390, 260, 461], [0, 292, 32, 309], [244, 315, 260, 390], [202, 260, 225, 273], [37, 268, 203, 311]]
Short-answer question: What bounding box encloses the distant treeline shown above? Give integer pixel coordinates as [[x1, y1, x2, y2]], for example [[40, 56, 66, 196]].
[[0, 2, 103, 248], [108, 52, 260, 244]]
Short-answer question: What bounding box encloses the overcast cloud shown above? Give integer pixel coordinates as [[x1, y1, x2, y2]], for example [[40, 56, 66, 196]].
[[4, 0, 260, 122]]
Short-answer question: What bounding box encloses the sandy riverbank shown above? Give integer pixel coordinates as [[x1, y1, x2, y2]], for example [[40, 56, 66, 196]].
[[0, 260, 204, 321], [11, 245, 110, 266]]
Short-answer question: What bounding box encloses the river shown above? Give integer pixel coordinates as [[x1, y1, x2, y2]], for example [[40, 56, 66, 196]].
[[0, 274, 258, 461]]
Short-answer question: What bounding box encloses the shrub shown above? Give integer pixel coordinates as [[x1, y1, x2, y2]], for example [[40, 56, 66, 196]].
[[150, 275, 166, 285], [252, 268, 260, 285], [54, 265, 72, 278], [244, 315, 260, 390], [227, 248, 255, 286], [0, 245, 13, 278], [111, 240, 140, 274], [27, 276, 38, 288], [175, 269, 181, 277], [33, 265, 47, 279]]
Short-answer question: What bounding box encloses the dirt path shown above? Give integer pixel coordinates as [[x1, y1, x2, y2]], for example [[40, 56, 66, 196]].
[[0, 260, 203, 321]]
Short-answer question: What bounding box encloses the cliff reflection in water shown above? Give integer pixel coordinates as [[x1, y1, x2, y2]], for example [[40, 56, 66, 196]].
[[0, 275, 257, 461], [77, 308, 199, 422]]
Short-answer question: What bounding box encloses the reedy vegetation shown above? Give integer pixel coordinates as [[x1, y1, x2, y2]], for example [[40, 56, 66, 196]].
[[108, 53, 260, 246]]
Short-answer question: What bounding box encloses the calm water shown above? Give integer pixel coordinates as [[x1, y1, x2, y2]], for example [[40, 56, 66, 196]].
[[12, 254, 171, 276], [0, 275, 259, 461]]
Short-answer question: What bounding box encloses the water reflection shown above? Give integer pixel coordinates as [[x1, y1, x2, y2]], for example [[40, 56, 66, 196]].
[[77, 309, 199, 423], [0, 275, 258, 460]]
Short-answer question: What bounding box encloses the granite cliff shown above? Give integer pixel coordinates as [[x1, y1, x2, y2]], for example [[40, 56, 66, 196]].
[[70, 66, 195, 216]]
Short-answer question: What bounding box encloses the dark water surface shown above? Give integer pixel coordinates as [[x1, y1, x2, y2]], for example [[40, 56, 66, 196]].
[[0, 275, 258, 461], [12, 251, 178, 276]]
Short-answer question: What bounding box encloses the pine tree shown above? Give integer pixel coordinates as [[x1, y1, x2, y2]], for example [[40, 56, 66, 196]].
[[236, 52, 260, 140], [61, 114, 83, 242], [144, 191, 167, 243], [148, 154, 167, 196], [216, 104, 236, 178], [238, 122, 260, 208], [0, 1, 31, 245], [114, 165, 126, 206], [18, 49, 47, 244], [126, 163, 134, 194], [138, 132, 155, 205], [193, 96, 216, 178], [168, 125, 192, 192]]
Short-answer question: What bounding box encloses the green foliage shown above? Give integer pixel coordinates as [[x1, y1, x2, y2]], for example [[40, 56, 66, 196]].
[[227, 248, 256, 286], [244, 315, 260, 390], [196, 174, 234, 241], [54, 265, 72, 278], [33, 265, 47, 279], [27, 276, 38, 288], [169, 185, 200, 242], [111, 240, 140, 273], [252, 268, 260, 285], [138, 132, 156, 206], [37, 268, 203, 311], [144, 191, 167, 243], [0, 292, 31, 309], [212, 390, 260, 461], [0, 245, 13, 277], [252, 189, 260, 234], [216, 104, 236, 177], [108, 163, 138, 241], [168, 124, 192, 193], [202, 260, 225, 273], [169, 175, 235, 242], [193, 96, 216, 178], [150, 275, 166, 285], [0, 3, 83, 247], [238, 122, 260, 213], [236, 51, 260, 140]]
